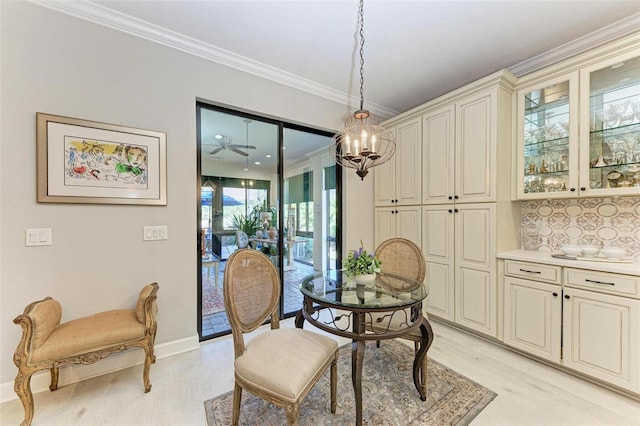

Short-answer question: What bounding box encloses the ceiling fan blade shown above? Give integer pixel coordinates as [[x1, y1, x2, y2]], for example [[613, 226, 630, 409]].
[[229, 144, 256, 149], [209, 147, 223, 155], [229, 147, 249, 157]]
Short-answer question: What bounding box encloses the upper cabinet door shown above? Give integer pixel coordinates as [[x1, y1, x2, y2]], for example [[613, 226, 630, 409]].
[[422, 106, 455, 205], [374, 126, 397, 206], [579, 52, 640, 197], [395, 118, 422, 205], [516, 72, 580, 199], [455, 91, 496, 203]]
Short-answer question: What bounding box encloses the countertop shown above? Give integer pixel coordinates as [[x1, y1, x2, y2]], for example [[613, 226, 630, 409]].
[[497, 249, 640, 276]]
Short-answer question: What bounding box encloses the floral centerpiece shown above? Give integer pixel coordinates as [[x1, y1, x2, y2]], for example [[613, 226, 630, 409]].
[[343, 241, 382, 283]]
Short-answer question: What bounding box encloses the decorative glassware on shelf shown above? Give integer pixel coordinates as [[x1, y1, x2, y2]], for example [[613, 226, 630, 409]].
[[587, 56, 640, 190], [522, 81, 572, 194]]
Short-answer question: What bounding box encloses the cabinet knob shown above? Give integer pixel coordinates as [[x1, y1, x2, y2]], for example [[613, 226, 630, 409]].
[[580, 187, 586, 191], [395, 199, 399, 203], [454, 208, 459, 213], [564, 294, 570, 299], [448, 209, 453, 213], [454, 195, 459, 199], [570, 188, 576, 192], [395, 210, 399, 214], [552, 292, 558, 297], [448, 196, 453, 200]]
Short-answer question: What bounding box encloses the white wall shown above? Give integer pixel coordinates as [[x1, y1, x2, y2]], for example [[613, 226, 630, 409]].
[[0, 1, 374, 395]]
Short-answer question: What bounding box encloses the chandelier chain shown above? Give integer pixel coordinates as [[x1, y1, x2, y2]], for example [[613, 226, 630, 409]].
[[358, 0, 365, 111]]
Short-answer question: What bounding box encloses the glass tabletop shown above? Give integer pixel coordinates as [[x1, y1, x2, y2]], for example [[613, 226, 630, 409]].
[[299, 270, 428, 310]]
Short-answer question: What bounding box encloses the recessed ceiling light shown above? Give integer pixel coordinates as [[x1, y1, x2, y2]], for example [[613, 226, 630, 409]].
[[266, 154, 272, 158], [215, 134, 223, 139], [282, 146, 286, 150], [611, 62, 625, 69], [243, 167, 249, 172], [254, 161, 261, 165]]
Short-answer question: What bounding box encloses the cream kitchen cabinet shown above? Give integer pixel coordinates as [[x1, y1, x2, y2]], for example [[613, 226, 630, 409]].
[[374, 118, 421, 207], [516, 42, 640, 199], [374, 205, 421, 249], [501, 256, 640, 395], [422, 82, 514, 205], [423, 203, 501, 337], [563, 269, 640, 393], [503, 261, 563, 362]]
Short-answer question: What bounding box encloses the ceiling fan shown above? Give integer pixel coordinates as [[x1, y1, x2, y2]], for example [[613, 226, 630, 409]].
[[209, 119, 256, 157]]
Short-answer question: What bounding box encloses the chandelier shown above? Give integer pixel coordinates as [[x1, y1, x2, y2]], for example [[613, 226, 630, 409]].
[[330, 0, 395, 180]]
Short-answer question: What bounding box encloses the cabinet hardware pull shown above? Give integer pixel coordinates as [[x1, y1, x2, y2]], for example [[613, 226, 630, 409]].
[[580, 187, 586, 191], [564, 294, 570, 299], [552, 292, 558, 297], [448, 196, 453, 200], [570, 187, 576, 192], [519, 268, 541, 274], [454, 195, 459, 199], [585, 279, 615, 286], [454, 208, 459, 213], [448, 209, 453, 213]]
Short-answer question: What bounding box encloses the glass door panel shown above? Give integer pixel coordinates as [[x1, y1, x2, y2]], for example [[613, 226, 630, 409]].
[[281, 127, 338, 316], [198, 105, 279, 339], [584, 55, 640, 192], [522, 80, 573, 194]]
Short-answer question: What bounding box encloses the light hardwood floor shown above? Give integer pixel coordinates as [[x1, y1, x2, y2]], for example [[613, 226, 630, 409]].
[[2, 317, 639, 425]]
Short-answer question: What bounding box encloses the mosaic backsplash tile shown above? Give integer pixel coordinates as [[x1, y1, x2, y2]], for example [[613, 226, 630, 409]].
[[521, 197, 640, 260]]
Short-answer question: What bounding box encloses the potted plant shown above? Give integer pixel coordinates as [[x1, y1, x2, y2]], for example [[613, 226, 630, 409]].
[[231, 212, 259, 238], [343, 241, 382, 285]]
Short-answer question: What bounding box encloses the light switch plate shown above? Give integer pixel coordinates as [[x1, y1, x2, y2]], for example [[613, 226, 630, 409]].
[[26, 228, 52, 246], [143, 226, 168, 241]]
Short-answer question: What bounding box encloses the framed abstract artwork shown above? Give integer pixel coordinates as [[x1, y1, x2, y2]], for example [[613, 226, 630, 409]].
[[36, 112, 167, 205]]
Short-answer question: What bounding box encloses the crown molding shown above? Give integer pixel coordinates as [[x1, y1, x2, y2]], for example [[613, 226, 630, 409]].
[[509, 12, 640, 77], [29, 1, 637, 118], [30, 0, 399, 119]]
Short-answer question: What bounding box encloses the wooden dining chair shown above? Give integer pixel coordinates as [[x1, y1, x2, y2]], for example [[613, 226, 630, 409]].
[[223, 249, 339, 425], [372, 238, 433, 396]]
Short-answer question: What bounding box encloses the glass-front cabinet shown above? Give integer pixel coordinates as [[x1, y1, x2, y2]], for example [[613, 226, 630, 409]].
[[580, 53, 640, 196], [517, 73, 579, 198], [517, 50, 640, 199]]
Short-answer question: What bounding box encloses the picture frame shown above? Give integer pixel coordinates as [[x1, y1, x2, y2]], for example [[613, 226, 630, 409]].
[[37, 112, 167, 205]]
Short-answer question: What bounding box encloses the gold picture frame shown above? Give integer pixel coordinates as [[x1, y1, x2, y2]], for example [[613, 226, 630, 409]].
[[37, 112, 167, 205]]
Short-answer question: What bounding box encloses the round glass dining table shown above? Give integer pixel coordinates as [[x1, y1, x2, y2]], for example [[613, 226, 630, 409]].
[[295, 271, 434, 426]]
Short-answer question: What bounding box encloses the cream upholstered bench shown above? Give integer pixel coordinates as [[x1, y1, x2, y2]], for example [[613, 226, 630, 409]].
[[13, 283, 159, 426]]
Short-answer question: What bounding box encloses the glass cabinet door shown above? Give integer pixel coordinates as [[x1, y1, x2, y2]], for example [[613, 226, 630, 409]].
[[517, 73, 579, 198], [580, 53, 640, 196]]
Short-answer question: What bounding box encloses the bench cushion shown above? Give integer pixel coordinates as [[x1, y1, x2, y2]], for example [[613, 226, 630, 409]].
[[31, 309, 145, 363]]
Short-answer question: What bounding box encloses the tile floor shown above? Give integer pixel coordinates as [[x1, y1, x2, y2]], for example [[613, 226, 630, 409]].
[[201, 260, 315, 337]]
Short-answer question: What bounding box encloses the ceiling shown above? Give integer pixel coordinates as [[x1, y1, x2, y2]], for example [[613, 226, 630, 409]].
[[90, 0, 639, 115], [50, 1, 640, 171]]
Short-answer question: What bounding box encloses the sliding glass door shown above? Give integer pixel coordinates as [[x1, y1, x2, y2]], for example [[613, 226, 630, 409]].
[[197, 102, 341, 340]]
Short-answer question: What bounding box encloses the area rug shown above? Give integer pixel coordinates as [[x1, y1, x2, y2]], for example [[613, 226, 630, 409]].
[[204, 340, 496, 425]]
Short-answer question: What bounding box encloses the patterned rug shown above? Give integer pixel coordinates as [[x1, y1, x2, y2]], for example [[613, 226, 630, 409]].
[[204, 340, 496, 425]]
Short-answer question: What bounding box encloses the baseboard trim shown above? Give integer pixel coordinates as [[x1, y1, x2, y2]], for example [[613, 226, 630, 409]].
[[0, 333, 200, 404]]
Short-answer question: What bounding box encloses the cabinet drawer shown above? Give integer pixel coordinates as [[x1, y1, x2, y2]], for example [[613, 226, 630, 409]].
[[565, 268, 640, 298], [505, 260, 562, 284]]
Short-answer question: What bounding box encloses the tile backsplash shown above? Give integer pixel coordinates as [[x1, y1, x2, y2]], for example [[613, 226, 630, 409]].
[[521, 197, 640, 260]]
